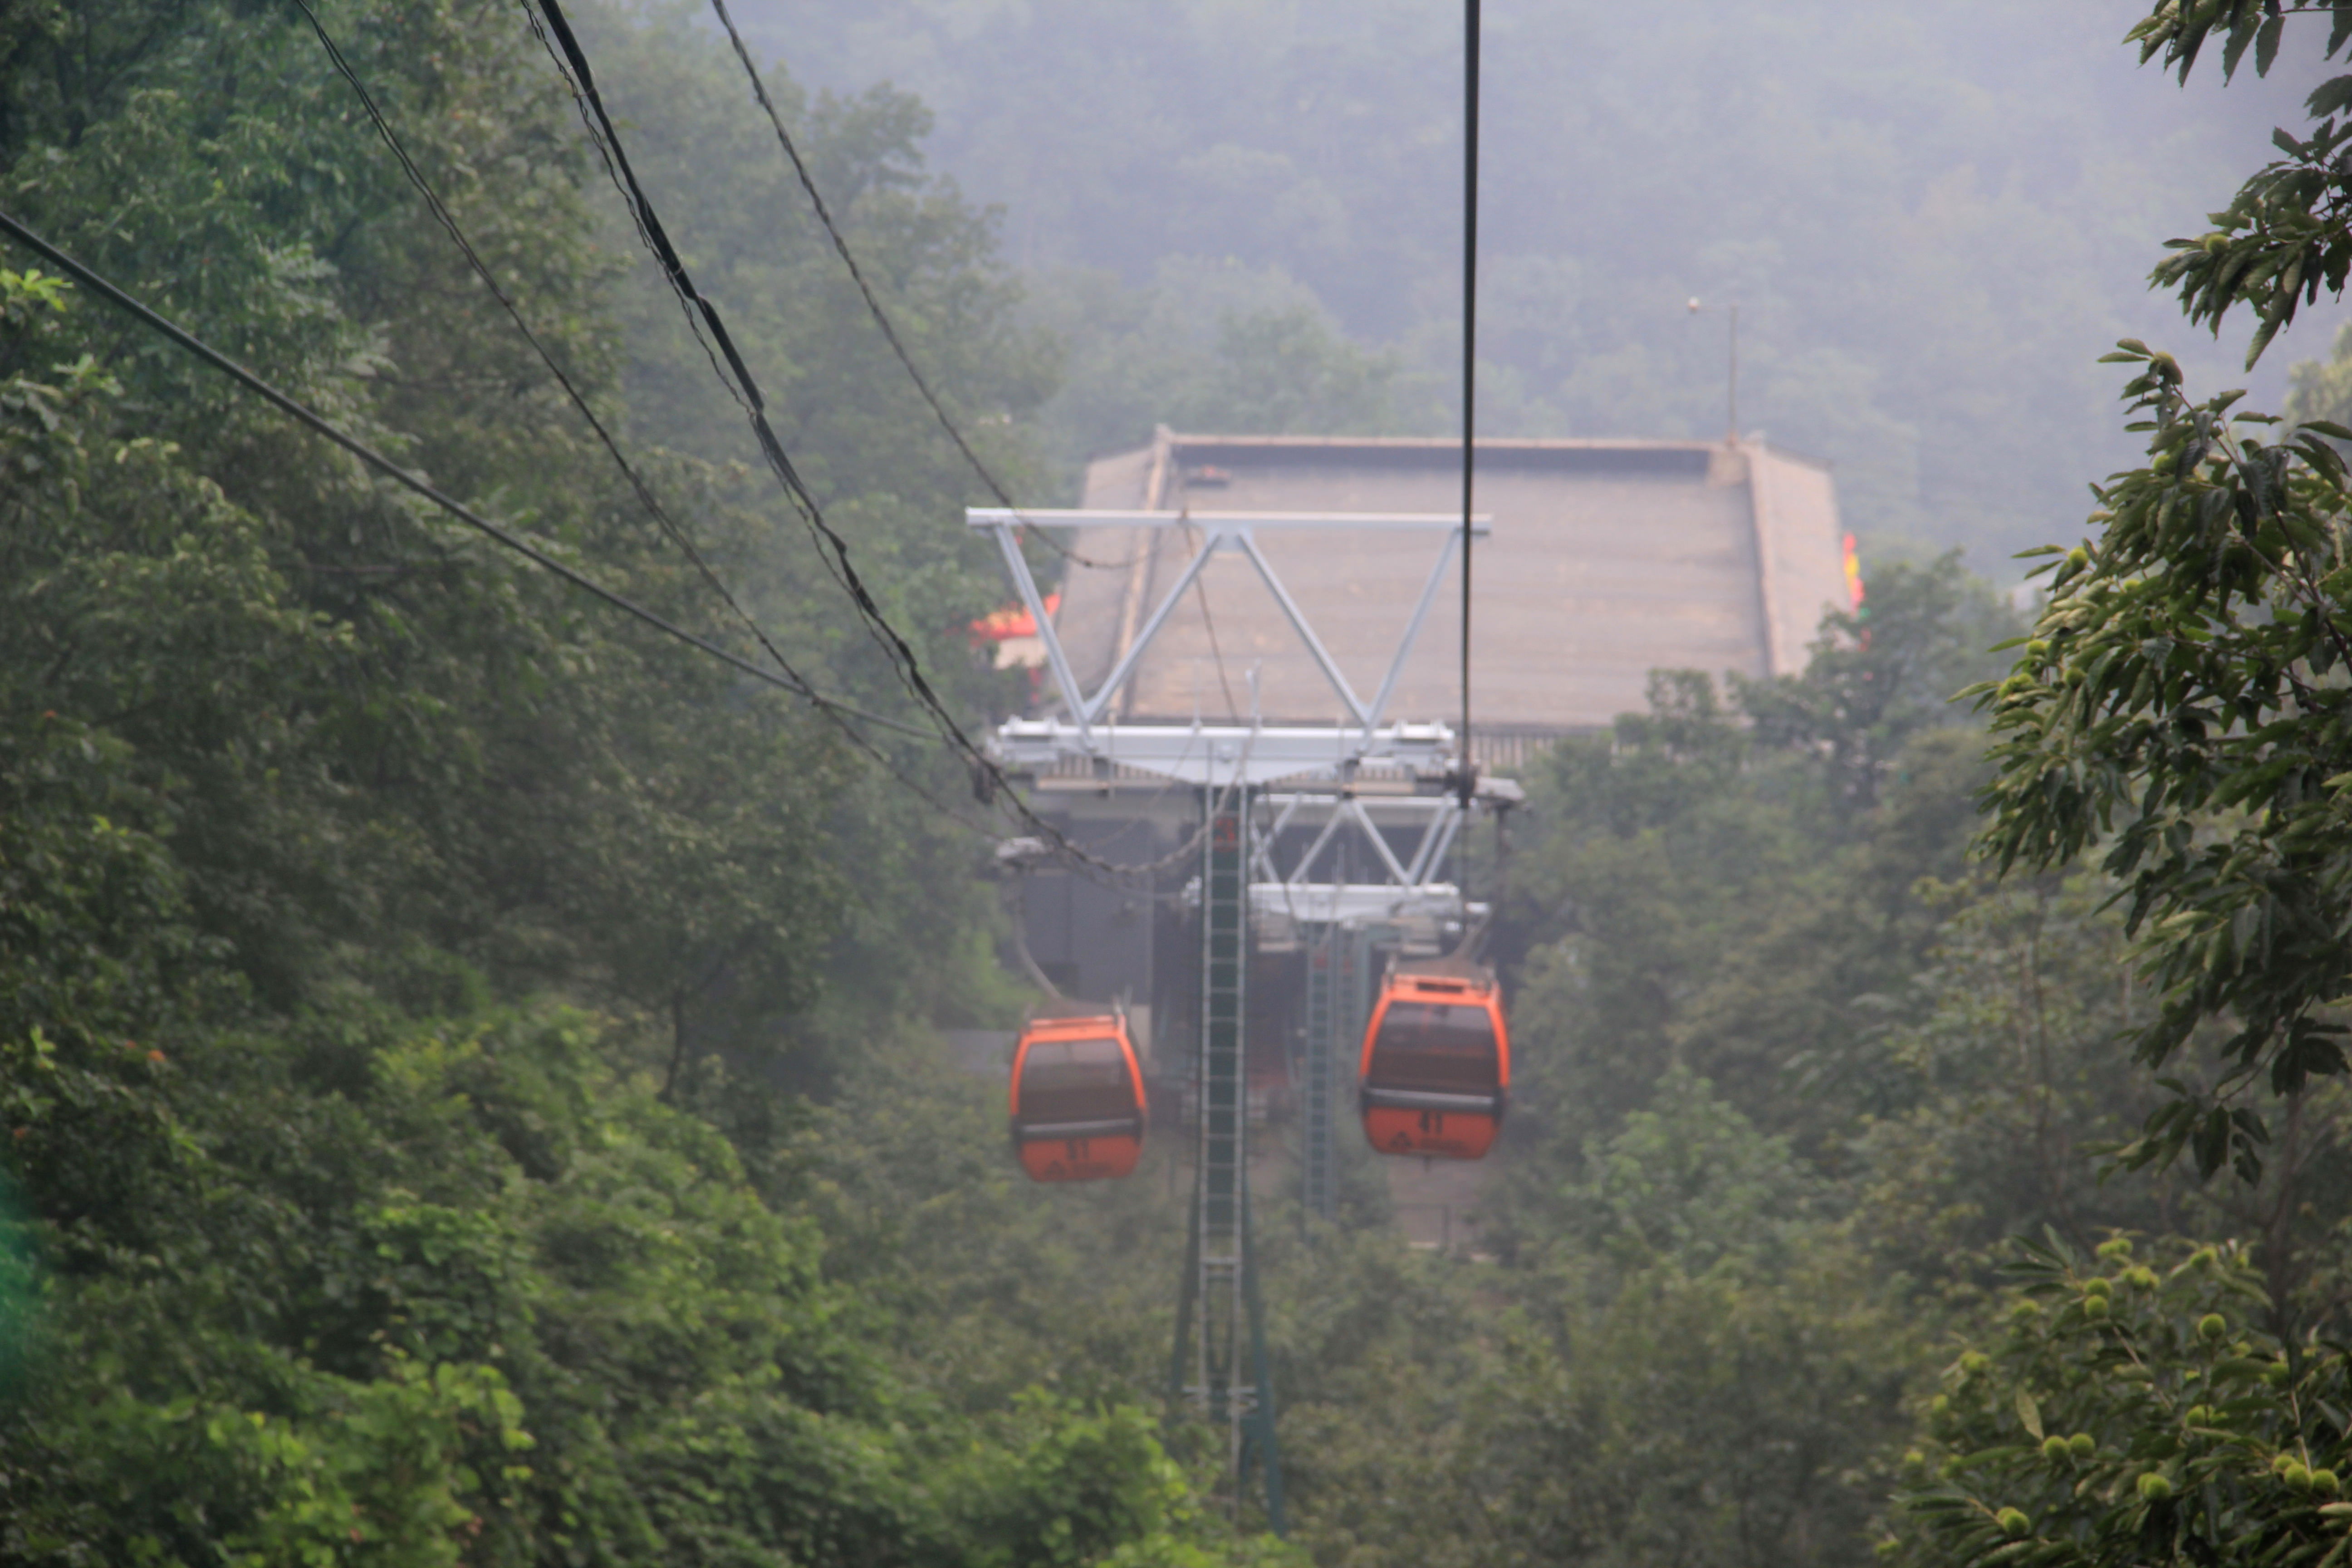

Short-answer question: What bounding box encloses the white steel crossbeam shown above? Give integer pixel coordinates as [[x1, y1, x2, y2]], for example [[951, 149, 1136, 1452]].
[[1254, 885, 1478, 926], [968, 508, 1490, 763], [991, 719, 1453, 787], [1247, 793, 1466, 922]]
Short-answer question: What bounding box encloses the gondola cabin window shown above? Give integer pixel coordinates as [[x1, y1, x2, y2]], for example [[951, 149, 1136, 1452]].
[[1019, 1038, 1132, 1122], [1008, 1014, 1147, 1183], [1358, 968, 1509, 1162], [1366, 1001, 1499, 1092]]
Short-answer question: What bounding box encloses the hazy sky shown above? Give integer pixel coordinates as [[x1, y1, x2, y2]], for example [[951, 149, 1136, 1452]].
[[719, 1, 2352, 561]]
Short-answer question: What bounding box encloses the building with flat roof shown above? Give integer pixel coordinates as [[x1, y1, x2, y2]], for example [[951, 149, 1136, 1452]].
[[1044, 428, 1852, 766]]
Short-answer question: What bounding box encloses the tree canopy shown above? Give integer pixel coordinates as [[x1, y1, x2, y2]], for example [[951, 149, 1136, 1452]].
[[12, 2, 2352, 1566]]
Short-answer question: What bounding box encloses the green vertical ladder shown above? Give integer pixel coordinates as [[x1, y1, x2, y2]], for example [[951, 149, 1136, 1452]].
[[1303, 920, 1377, 1231], [1171, 785, 1283, 1531], [1301, 922, 1338, 1226]]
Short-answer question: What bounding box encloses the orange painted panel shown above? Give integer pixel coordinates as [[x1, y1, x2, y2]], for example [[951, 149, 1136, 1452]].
[[1357, 965, 1510, 1162], [1015, 1132, 1143, 1183], [1361, 1105, 1499, 1161]]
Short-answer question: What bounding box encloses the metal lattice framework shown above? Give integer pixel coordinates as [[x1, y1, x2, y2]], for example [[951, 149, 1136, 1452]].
[[1298, 922, 1375, 1226], [1250, 790, 1478, 931], [1167, 790, 1280, 1519], [970, 507, 1487, 784]]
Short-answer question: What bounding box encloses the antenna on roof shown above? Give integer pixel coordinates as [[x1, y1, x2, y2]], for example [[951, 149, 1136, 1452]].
[[1687, 296, 1740, 444]]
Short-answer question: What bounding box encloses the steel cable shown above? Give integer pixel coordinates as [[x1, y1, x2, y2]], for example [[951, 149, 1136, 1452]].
[[1458, 0, 1480, 808], [531, 0, 1195, 884], [289, 0, 923, 756], [519, 0, 1230, 884], [701, 0, 1135, 573], [0, 205, 922, 738]]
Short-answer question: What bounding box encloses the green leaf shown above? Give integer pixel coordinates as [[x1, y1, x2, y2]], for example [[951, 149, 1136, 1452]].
[[2305, 74, 2352, 118]]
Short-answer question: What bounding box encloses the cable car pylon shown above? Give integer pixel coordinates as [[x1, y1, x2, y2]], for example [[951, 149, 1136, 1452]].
[[966, 500, 1503, 1526]]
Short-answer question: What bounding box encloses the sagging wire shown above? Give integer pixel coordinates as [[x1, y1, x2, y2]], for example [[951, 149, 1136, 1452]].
[[519, 0, 1192, 886], [997, 721, 1261, 906], [288, 0, 937, 780], [701, 0, 1137, 573], [0, 206, 923, 742], [291, 0, 1166, 880], [0, 200, 1212, 895], [299, 0, 1251, 892]]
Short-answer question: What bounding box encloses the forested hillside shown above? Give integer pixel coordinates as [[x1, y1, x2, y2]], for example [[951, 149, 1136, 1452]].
[[739, 0, 2352, 558], [0, 0, 1213, 1558], [7, 2, 2352, 1567]]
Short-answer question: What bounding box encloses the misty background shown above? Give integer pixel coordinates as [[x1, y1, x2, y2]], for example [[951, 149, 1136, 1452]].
[[715, 0, 2352, 572]]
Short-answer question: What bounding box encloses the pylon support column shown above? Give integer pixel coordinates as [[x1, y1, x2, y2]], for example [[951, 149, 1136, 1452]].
[[1171, 782, 1282, 1530]]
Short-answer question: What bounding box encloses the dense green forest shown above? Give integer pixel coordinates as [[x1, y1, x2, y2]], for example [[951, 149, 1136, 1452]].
[[6, 1, 2352, 1566]]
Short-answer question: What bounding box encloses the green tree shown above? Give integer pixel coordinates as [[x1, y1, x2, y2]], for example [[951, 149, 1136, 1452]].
[[0, 1, 1259, 1559], [1970, 3, 2352, 1181], [1889, 1236, 2351, 1568], [1024, 258, 1413, 484], [1494, 556, 2016, 1167], [1268, 1073, 1917, 1568]]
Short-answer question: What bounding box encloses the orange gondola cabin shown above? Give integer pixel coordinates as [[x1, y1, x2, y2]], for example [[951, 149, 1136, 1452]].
[[1008, 1006, 1148, 1182], [1357, 958, 1509, 1161]]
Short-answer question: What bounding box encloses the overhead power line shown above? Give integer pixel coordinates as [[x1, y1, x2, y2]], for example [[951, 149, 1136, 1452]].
[[0, 206, 937, 742], [519, 0, 1205, 884], [274, 0, 1059, 852], [1459, 0, 1480, 809], [293, 0, 1215, 888], [524, 0, 978, 749], [2, 203, 1138, 882], [288, 0, 860, 743], [701, 0, 1127, 573], [0, 187, 1208, 887]]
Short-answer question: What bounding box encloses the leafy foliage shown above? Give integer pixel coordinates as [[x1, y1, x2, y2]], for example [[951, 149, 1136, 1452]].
[[2134, 3, 2352, 368], [21, 5, 2352, 1568], [1966, 3, 2352, 1180], [1971, 346, 2352, 1185], [1892, 18, 2352, 1568], [1837, 876, 2176, 1290], [0, 0, 1243, 1560], [1024, 260, 1412, 475], [1890, 1236, 2352, 1568], [1492, 556, 2018, 1156], [1263, 1072, 1918, 1568]]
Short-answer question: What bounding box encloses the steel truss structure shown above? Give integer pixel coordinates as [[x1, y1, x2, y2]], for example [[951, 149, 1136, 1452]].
[[1299, 921, 1373, 1226], [969, 507, 1506, 1529], [1250, 789, 1480, 936], [970, 506, 1488, 784]]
